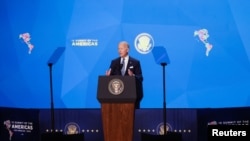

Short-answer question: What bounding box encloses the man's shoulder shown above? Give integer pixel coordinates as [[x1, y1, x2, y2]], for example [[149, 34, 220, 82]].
[[111, 57, 120, 62], [129, 56, 140, 62]]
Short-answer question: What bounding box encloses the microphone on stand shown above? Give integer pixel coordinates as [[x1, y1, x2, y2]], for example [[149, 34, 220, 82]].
[[120, 58, 125, 70], [120, 62, 123, 70], [120, 58, 126, 75]]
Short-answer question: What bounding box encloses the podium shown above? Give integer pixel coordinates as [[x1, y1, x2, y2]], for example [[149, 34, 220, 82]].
[[97, 75, 142, 141]]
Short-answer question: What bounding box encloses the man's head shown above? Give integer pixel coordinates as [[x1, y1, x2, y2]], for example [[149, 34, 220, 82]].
[[118, 41, 129, 58]]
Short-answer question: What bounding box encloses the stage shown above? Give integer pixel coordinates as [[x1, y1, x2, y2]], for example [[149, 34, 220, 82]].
[[0, 107, 249, 141]]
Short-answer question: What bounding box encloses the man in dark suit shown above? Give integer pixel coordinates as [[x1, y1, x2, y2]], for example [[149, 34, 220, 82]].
[[106, 41, 143, 108]]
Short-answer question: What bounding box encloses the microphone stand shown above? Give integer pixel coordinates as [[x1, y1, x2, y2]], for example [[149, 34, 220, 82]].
[[160, 62, 167, 135], [48, 63, 55, 132], [46, 47, 65, 132]]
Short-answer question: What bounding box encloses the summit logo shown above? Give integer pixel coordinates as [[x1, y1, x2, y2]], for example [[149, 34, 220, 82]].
[[72, 39, 98, 47]]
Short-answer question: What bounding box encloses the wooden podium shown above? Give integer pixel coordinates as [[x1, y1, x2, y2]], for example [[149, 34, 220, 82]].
[[97, 75, 142, 141]]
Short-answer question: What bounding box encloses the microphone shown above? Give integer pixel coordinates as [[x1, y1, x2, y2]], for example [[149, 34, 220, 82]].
[[120, 58, 124, 70], [120, 63, 123, 70]]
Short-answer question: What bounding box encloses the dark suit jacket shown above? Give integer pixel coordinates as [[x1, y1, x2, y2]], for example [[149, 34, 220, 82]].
[[108, 56, 143, 108], [109, 56, 143, 82]]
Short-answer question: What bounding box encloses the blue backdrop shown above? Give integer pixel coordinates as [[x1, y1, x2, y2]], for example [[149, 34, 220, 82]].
[[0, 0, 250, 108]]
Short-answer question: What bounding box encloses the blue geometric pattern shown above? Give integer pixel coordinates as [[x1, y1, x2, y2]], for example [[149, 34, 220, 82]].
[[0, 0, 249, 108]]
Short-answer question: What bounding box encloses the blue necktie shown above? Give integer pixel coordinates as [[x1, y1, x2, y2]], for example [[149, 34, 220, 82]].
[[121, 58, 125, 76]]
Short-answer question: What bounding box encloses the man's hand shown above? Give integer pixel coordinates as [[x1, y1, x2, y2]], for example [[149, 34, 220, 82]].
[[106, 68, 111, 76], [128, 69, 135, 76]]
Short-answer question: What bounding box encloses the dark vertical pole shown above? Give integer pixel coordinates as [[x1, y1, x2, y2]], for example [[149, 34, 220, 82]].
[[161, 62, 167, 135], [48, 63, 55, 132], [47, 47, 65, 132]]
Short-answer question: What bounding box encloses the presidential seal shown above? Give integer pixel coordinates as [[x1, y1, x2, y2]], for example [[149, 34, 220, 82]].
[[64, 122, 80, 135], [134, 33, 154, 54], [108, 79, 124, 95], [156, 122, 172, 135]]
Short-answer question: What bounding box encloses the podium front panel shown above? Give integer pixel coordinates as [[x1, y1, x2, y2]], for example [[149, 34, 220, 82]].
[[97, 75, 138, 103]]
